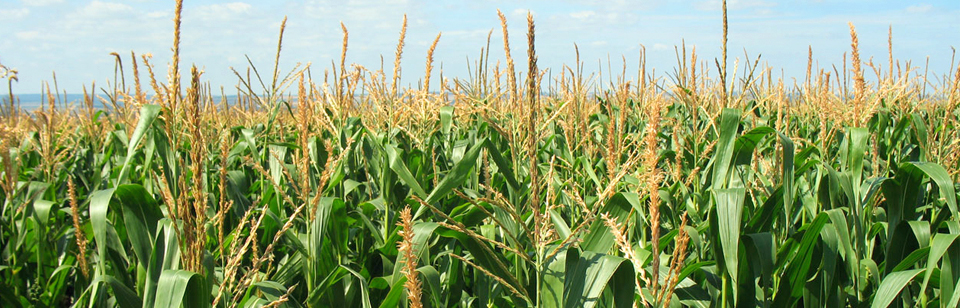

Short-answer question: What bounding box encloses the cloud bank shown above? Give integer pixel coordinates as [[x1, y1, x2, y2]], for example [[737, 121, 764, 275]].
[[1, 0, 957, 94]]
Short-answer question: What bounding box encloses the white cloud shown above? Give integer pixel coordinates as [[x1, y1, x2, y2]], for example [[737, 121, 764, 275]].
[[20, 0, 63, 7], [146, 11, 169, 19], [3, 0, 958, 98], [549, 10, 632, 32], [61, 1, 157, 40], [590, 40, 607, 47], [906, 4, 933, 13], [303, 0, 411, 25], [694, 0, 777, 12], [559, 0, 658, 11], [79, 1, 134, 17], [195, 2, 253, 19], [570, 10, 596, 20], [652, 43, 671, 51], [753, 8, 775, 17], [445, 29, 490, 39], [15, 31, 43, 40], [1, 7, 30, 20], [511, 8, 535, 19]]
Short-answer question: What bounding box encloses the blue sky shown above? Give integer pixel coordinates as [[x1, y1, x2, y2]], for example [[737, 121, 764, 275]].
[[1, 0, 958, 95]]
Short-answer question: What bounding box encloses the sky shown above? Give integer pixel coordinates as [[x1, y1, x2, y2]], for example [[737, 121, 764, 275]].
[[0, 0, 958, 95]]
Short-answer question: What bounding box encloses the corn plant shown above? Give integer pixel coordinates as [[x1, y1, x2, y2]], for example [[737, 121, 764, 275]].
[[2, 1, 960, 307]]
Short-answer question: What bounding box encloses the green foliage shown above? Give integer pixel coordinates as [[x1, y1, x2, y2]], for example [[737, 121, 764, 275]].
[[2, 96, 959, 308]]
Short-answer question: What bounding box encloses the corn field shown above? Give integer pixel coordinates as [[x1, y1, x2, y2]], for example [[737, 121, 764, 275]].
[[2, 1, 960, 307]]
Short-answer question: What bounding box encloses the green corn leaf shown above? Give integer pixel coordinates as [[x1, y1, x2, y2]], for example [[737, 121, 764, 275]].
[[378, 276, 406, 308], [385, 144, 427, 197], [341, 265, 373, 308], [581, 193, 637, 253], [870, 269, 924, 308], [390, 222, 439, 285], [420, 138, 485, 213], [154, 270, 206, 308], [89, 188, 117, 275], [562, 250, 634, 308], [436, 227, 527, 304], [115, 184, 163, 269], [713, 187, 745, 302], [920, 233, 960, 298], [117, 104, 160, 184], [440, 105, 453, 135], [709, 108, 741, 190], [98, 275, 143, 308], [482, 139, 520, 190], [902, 162, 958, 219], [541, 245, 571, 308], [773, 212, 830, 306]]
